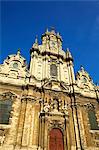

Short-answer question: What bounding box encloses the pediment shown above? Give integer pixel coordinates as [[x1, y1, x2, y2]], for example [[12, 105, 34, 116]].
[[43, 80, 69, 92], [0, 91, 17, 100]]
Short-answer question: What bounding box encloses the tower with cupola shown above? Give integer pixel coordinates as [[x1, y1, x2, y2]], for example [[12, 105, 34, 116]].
[[30, 29, 75, 86]]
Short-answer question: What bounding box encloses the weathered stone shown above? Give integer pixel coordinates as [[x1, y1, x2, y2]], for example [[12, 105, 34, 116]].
[[0, 29, 99, 150]]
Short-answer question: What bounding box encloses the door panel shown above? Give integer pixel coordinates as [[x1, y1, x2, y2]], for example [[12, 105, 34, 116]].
[[49, 128, 64, 150]]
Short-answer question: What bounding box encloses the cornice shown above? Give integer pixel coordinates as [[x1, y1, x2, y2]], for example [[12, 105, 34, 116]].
[[30, 47, 68, 61]]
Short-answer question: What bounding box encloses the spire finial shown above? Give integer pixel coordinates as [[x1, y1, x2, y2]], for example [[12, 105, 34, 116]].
[[80, 65, 84, 71], [50, 26, 56, 34], [46, 28, 49, 32], [17, 48, 21, 55], [32, 35, 39, 49], [57, 32, 60, 36], [50, 26, 55, 31], [35, 35, 38, 44], [66, 48, 70, 52], [66, 48, 73, 61]]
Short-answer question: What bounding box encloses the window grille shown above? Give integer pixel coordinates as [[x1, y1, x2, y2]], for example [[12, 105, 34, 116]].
[[88, 110, 99, 130], [0, 100, 12, 124]]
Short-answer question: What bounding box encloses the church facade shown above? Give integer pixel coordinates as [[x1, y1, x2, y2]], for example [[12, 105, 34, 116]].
[[0, 29, 99, 150]]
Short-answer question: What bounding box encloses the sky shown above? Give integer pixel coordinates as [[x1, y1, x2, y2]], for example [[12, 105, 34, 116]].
[[0, 1, 99, 83]]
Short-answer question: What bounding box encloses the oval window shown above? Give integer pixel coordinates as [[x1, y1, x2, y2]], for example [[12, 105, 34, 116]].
[[13, 62, 18, 69], [83, 77, 87, 83]]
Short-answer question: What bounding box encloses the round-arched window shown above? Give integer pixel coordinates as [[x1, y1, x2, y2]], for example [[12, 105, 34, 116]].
[[50, 64, 57, 77], [83, 77, 87, 83]]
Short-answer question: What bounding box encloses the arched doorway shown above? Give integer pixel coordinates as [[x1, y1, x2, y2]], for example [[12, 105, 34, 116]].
[[49, 128, 64, 150]]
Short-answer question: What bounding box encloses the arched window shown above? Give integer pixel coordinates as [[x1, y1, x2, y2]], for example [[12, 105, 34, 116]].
[[83, 77, 87, 83], [88, 110, 99, 130], [0, 100, 12, 124], [50, 64, 57, 77], [49, 128, 64, 150]]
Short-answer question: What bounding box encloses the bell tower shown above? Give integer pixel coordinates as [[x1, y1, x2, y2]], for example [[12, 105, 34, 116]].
[[41, 28, 62, 53], [29, 28, 75, 87]]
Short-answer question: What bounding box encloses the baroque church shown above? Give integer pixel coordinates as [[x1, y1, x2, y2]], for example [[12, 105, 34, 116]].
[[0, 29, 99, 150]]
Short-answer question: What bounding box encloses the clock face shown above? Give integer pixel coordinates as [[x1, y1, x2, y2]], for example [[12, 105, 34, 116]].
[[50, 41, 57, 49], [51, 41, 55, 46]]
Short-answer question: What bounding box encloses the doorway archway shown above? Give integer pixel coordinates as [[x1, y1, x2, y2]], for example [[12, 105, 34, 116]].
[[49, 128, 64, 150]]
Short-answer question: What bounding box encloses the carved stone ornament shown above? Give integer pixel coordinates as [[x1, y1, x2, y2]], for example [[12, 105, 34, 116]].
[[62, 104, 68, 116], [84, 103, 95, 110], [0, 92, 17, 101], [0, 129, 6, 146], [44, 103, 50, 112], [48, 119, 65, 133]]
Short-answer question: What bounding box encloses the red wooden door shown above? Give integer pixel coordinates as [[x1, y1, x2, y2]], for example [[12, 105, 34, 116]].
[[49, 128, 64, 150]]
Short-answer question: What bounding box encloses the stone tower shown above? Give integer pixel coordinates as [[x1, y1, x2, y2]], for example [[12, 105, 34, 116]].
[[0, 29, 99, 150]]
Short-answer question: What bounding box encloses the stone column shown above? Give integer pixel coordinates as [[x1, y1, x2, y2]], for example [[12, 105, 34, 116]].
[[22, 99, 32, 146], [43, 57, 46, 79], [45, 56, 48, 79], [70, 65, 75, 83], [32, 104, 40, 150], [64, 118, 68, 150], [38, 114, 42, 150], [68, 108, 76, 149], [30, 53, 34, 74], [29, 102, 35, 147], [59, 58, 62, 81], [31, 51, 38, 77], [41, 116, 45, 149], [73, 107, 81, 150], [16, 98, 27, 147], [66, 120, 71, 150], [77, 107, 87, 149], [67, 62, 72, 86], [44, 117, 48, 150]]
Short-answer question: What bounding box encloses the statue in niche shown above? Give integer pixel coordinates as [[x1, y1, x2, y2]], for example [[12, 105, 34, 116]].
[[53, 99, 59, 112]]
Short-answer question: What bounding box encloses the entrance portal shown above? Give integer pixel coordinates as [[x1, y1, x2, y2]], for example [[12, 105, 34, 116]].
[[49, 128, 64, 150]]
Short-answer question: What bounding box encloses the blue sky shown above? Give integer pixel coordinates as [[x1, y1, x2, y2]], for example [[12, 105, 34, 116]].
[[1, 1, 99, 83]]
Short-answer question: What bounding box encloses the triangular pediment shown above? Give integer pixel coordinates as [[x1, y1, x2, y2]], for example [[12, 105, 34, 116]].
[[43, 80, 69, 92]]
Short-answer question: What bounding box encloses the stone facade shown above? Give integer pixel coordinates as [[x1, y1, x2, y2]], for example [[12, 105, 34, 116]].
[[0, 29, 99, 150]]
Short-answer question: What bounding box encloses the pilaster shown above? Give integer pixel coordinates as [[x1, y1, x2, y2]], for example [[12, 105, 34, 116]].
[[22, 99, 33, 146], [16, 98, 27, 146], [32, 103, 40, 148]]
